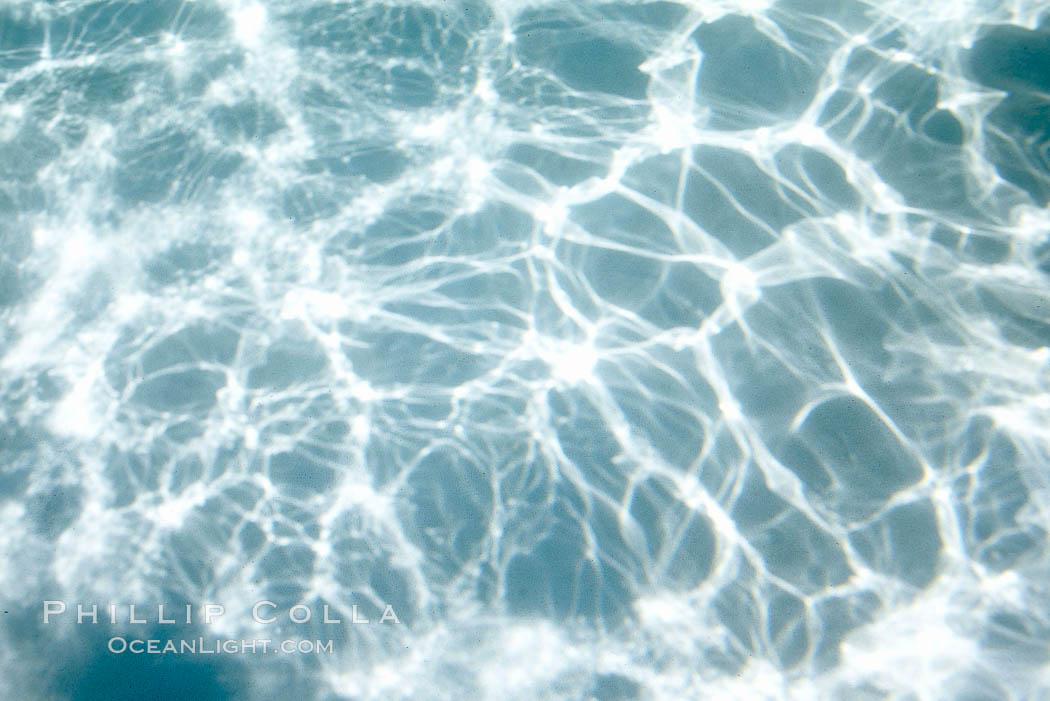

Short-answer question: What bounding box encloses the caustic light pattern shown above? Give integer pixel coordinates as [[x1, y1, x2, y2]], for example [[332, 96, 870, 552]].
[[1, 0, 1050, 699]]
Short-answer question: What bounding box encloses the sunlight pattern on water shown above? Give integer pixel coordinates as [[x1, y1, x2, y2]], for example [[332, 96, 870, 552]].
[[1, 0, 1049, 698]]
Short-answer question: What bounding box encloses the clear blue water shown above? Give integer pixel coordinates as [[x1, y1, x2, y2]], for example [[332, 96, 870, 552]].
[[1, 1, 1050, 699]]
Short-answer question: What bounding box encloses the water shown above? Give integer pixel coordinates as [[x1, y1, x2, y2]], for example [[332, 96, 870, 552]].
[[1, 1, 1049, 699]]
